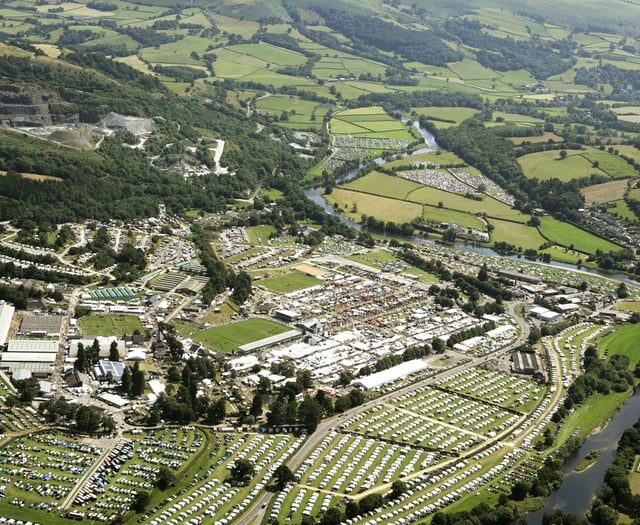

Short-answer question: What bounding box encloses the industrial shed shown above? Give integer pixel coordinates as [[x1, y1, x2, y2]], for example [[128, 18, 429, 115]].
[[351, 359, 429, 390], [0, 302, 15, 347]]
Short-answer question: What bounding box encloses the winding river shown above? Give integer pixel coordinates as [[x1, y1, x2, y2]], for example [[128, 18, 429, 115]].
[[305, 120, 636, 284], [526, 388, 640, 522]]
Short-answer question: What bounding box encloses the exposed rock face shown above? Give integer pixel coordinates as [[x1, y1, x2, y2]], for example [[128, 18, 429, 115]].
[[0, 84, 76, 127]]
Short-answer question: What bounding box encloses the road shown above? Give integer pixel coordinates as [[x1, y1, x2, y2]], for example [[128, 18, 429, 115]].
[[236, 302, 564, 525]]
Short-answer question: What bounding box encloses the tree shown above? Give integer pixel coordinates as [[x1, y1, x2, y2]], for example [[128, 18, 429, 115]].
[[559, 149, 568, 160], [511, 480, 531, 500], [320, 508, 343, 525], [273, 464, 294, 489], [120, 366, 131, 395], [231, 458, 255, 485], [166, 334, 184, 361], [109, 340, 119, 361], [390, 480, 408, 499], [207, 397, 226, 424], [16, 377, 40, 403], [299, 396, 323, 433], [155, 466, 176, 490], [131, 491, 150, 513], [250, 392, 263, 418], [477, 263, 489, 281], [75, 405, 104, 433], [617, 282, 629, 299], [131, 362, 145, 397], [75, 343, 88, 372], [345, 501, 360, 519]]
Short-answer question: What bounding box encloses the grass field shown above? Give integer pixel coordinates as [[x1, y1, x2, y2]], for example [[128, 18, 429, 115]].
[[599, 324, 640, 361], [329, 107, 415, 142], [556, 389, 630, 444], [259, 270, 322, 292], [609, 199, 638, 222], [581, 179, 629, 203], [618, 301, 640, 312], [325, 188, 423, 224], [519, 150, 597, 182], [538, 216, 621, 253], [345, 171, 421, 200], [78, 315, 144, 337], [190, 318, 291, 352], [423, 204, 486, 230], [413, 107, 479, 128], [581, 151, 639, 179], [509, 132, 564, 144], [488, 219, 547, 250]]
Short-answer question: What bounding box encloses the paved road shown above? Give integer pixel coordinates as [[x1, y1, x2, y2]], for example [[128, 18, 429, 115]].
[[235, 302, 558, 525]]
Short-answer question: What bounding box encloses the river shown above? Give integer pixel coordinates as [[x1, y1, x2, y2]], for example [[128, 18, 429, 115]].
[[305, 120, 636, 284], [526, 388, 640, 522]]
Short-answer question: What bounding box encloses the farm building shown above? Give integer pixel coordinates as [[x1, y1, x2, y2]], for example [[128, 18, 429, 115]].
[[512, 350, 543, 377], [273, 309, 302, 323], [95, 360, 125, 382], [0, 302, 15, 347], [18, 315, 63, 337], [0, 351, 56, 376], [7, 339, 58, 354], [68, 337, 126, 359], [351, 359, 429, 390], [238, 329, 303, 354]]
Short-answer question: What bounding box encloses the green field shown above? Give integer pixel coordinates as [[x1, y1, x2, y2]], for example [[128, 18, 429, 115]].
[[609, 199, 638, 221], [423, 205, 486, 230], [329, 107, 415, 141], [581, 151, 639, 179], [259, 270, 322, 292], [413, 107, 480, 128], [191, 318, 291, 352], [326, 188, 423, 224], [77, 315, 144, 337], [488, 219, 547, 250], [538, 216, 622, 253], [519, 150, 597, 182], [599, 324, 640, 361], [345, 171, 421, 200]]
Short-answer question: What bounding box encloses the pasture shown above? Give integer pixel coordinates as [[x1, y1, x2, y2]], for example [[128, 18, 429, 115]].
[[581, 151, 638, 179], [191, 318, 292, 352], [487, 219, 546, 250], [329, 107, 415, 142], [581, 179, 629, 203], [608, 199, 638, 221], [537, 216, 621, 254], [518, 150, 597, 182], [345, 171, 421, 200], [423, 205, 486, 230], [413, 107, 480, 128], [325, 188, 423, 224], [77, 314, 143, 337]]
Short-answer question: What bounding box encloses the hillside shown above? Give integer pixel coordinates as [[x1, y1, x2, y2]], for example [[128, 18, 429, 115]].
[[0, 0, 640, 270]]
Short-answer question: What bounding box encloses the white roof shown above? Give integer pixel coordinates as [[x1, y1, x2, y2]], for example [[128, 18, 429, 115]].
[[148, 379, 166, 396], [0, 303, 15, 347], [125, 348, 146, 361], [7, 340, 58, 353], [0, 352, 57, 363], [352, 359, 429, 390]]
